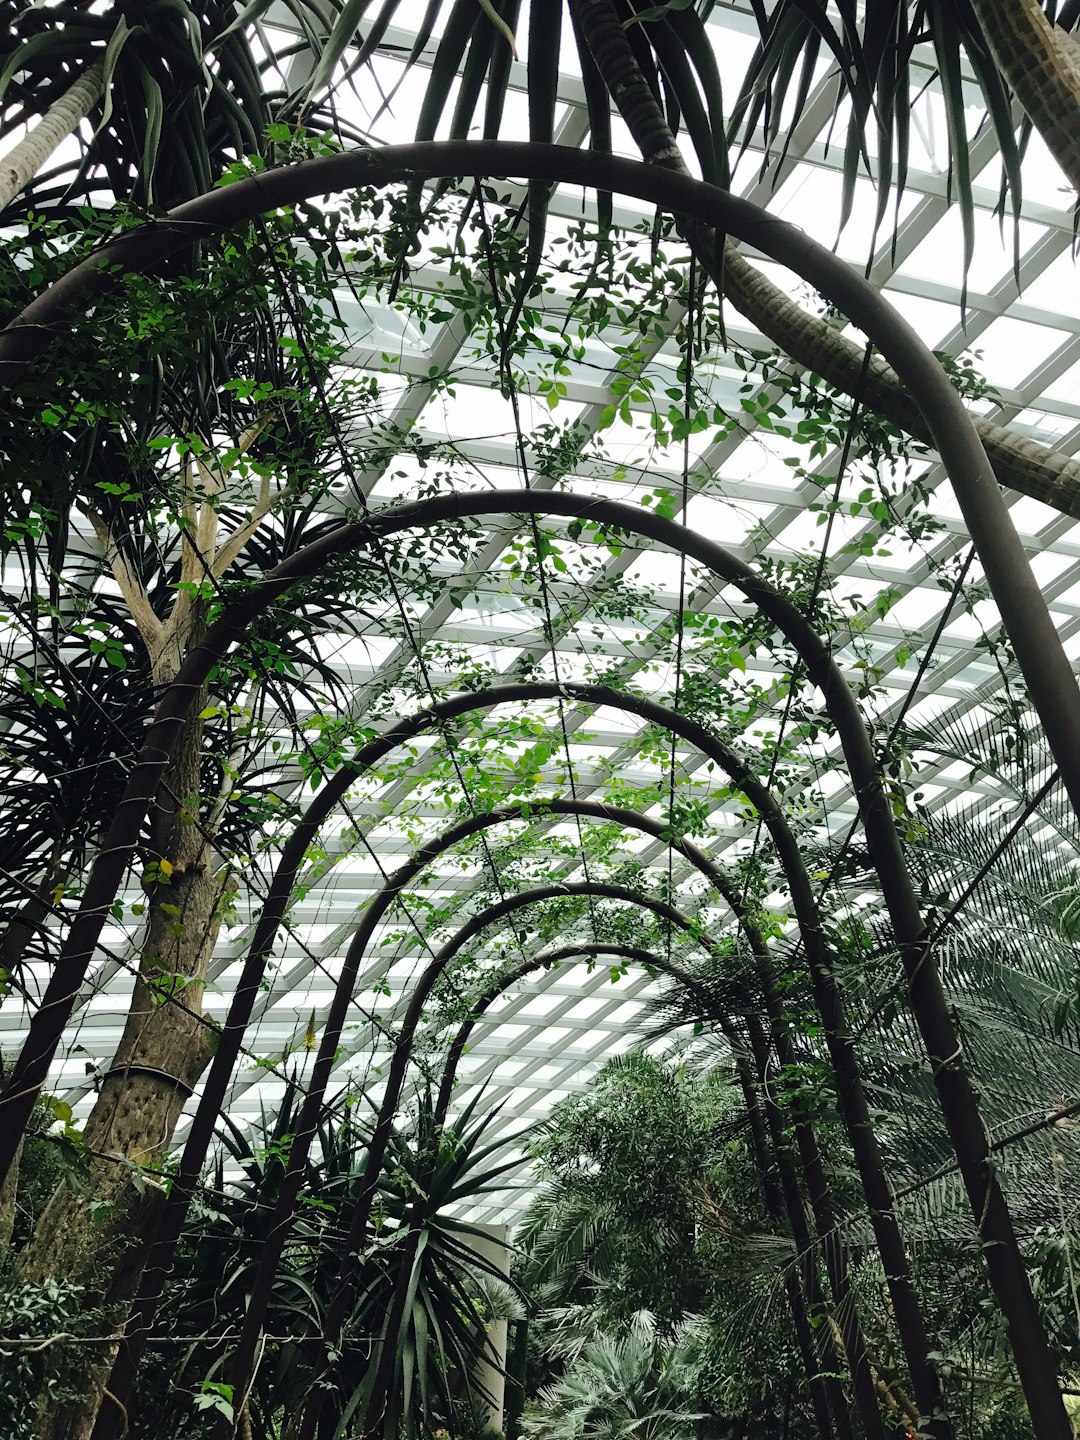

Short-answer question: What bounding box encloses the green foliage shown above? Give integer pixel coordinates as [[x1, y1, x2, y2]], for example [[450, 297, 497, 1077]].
[[130, 1082, 524, 1439], [0, 26, 1068, 1433], [526, 1053, 740, 1331], [0, 0, 365, 217], [0, 1278, 94, 1436], [519, 1054, 811, 1435], [521, 1330, 705, 1440], [726, 0, 1031, 296]]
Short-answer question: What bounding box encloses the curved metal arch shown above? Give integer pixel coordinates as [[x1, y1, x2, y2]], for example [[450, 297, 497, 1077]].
[[431, 939, 748, 1123], [212, 667, 951, 1430], [293, 810, 897, 1440], [103, 778, 862, 1429], [106, 782, 881, 1438], [210, 776, 938, 1439], [417, 942, 874, 1440], [94, 686, 828, 1415], [0, 142, 1075, 848], [422, 938, 876, 1437], [0, 491, 1055, 1429], [358, 940, 848, 1440], [0, 138, 1072, 1430], [0, 493, 1014, 1258], [110, 692, 923, 1309]]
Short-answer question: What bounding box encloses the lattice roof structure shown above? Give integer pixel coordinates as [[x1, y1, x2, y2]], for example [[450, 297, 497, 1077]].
[[5, 0, 1080, 1231]]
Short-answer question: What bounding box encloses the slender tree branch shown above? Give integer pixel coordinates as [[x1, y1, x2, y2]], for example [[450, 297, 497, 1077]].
[[78, 503, 162, 651], [0, 62, 104, 215], [213, 474, 292, 580]]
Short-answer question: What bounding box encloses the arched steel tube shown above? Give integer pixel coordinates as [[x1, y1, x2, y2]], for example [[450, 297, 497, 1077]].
[[362, 941, 843, 1440], [92, 688, 857, 1430], [2, 140, 1078, 839], [1, 485, 1053, 1431], [430, 961, 884, 1438], [425, 939, 877, 1440], [1, 139, 1073, 1431], [433, 940, 752, 1140], [314, 804, 884, 1440], [231, 681, 947, 1431], [220, 880, 698, 1428], [287, 880, 803, 1440], [99, 775, 862, 1440], [222, 774, 924, 1437], [93, 682, 935, 1436]]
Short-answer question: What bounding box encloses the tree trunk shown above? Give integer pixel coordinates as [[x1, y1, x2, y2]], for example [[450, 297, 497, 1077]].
[[16, 653, 226, 1439], [719, 248, 1080, 518], [0, 62, 105, 215], [0, 1132, 21, 1253], [571, 0, 1080, 522], [969, 0, 1080, 196]]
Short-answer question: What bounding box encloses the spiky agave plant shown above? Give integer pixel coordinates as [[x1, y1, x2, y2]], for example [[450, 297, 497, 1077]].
[[130, 1081, 526, 1439]]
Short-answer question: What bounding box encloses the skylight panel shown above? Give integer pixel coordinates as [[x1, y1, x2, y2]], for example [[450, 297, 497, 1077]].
[[880, 290, 966, 350], [768, 167, 922, 268], [973, 128, 1073, 213], [970, 315, 1073, 391], [899, 208, 1044, 295], [1011, 248, 1080, 318], [1040, 354, 1080, 407]]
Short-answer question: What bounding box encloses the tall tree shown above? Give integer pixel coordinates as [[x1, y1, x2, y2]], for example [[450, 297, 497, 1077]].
[[0, 199, 377, 1436]]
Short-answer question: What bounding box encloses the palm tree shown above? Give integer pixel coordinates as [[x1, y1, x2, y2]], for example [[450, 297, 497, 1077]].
[[521, 1330, 707, 1440], [0, 0, 367, 216], [517, 1054, 815, 1434], [0, 192, 371, 1437], [122, 1082, 523, 1440], [658, 696, 1080, 1433]]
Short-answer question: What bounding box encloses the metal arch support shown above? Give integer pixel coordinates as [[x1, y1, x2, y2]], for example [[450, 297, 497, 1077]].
[[7, 479, 1046, 1426], [102, 780, 879, 1440], [350, 941, 840, 1440], [1, 138, 1078, 829], [213, 771, 935, 1440], [90, 691, 809, 1423], [99, 790, 862, 1439], [423, 937, 864, 1440], [1, 149, 1072, 1431], [281, 792, 917, 1440]]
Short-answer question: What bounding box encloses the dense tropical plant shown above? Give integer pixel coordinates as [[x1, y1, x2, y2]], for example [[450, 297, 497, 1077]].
[[521, 1328, 710, 1440], [0, 192, 394, 1436], [648, 691, 1080, 1434], [0, 181, 1050, 1426], [110, 1080, 523, 1440], [518, 1053, 811, 1435], [0, 0, 372, 216]]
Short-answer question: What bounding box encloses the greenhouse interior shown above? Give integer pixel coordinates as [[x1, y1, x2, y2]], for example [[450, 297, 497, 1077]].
[[8, 1, 1080, 1437]]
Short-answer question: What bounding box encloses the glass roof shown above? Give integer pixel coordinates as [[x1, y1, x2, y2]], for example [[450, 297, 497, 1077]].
[[4, 0, 1080, 1227]]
